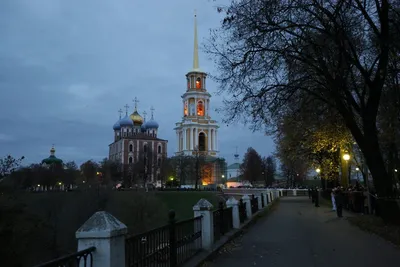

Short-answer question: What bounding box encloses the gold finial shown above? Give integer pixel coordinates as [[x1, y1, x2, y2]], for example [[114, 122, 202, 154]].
[[118, 108, 123, 119], [193, 10, 199, 70], [133, 97, 139, 111], [150, 106, 155, 120], [143, 110, 147, 121], [124, 104, 129, 115]]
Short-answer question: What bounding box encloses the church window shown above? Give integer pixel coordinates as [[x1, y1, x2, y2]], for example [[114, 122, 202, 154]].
[[144, 144, 147, 153], [198, 132, 206, 151], [197, 101, 204, 116], [184, 101, 188, 116], [187, 77, 190, 89], [129, 157, 133, 164], [196, 77, 201, 89], [158, 145, 161, 154], [129, 144, 133, 152]]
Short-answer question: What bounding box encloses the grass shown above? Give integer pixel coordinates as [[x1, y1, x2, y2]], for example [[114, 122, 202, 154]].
[[347, 215, 400, 247], [154, 191, 222, 220]]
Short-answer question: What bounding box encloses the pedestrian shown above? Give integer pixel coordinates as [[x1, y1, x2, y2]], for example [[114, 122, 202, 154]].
[[314, 187, 320, 207], [308, 187, 311, 199], [331, 187, 337, 211], [311, 186, 315, 203], [335, 188, 344, 218]]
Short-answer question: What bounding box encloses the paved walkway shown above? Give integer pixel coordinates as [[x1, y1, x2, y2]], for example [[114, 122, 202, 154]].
[[207, 197, 400, 267]]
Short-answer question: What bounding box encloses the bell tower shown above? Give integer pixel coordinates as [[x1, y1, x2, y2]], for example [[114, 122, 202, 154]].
[[174, 11, 220, 157]]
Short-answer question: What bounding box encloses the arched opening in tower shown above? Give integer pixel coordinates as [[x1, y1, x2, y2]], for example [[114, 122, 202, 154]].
[[198, 132, 206, 151], [197, 101, 204, 116]]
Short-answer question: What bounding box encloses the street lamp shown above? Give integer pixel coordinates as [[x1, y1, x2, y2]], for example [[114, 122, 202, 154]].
[[222, 175, 225, 178], [316, 168, 321, 173], [342, 153, 351, 185]]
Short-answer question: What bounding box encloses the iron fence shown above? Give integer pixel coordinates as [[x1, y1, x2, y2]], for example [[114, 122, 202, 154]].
[[251, 195, 258, 214], [33, 247, 95, 267], [125, 210, 202, 267], [212, 202, 233, 242], [239, 199, 247, 223]]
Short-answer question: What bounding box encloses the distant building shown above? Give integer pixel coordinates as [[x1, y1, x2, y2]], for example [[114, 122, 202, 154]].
[[108, 99, 168, 184], [41, 146, 63, 167], [227, 147, 241, 180]]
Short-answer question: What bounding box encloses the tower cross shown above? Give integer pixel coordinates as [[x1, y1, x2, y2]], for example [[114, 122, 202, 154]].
[[150, 106, 155, 119], [118, 108, 123, 119], [124, 104, 129, 115], [133, 97, 139, 111], [143, 110, 147, 121]]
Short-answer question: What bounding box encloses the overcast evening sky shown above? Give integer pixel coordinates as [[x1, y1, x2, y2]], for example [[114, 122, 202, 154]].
[[0, 0, 275, 166]]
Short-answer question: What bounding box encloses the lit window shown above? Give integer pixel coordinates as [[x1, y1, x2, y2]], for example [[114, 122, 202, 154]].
[[196, 77, 201, 89], [197, 101, 204, 116]]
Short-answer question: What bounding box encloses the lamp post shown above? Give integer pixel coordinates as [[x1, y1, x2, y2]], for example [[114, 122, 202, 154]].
[[343, 153, 351, 186]]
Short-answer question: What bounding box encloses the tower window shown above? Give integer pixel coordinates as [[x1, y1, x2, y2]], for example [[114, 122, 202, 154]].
[[198, 133, 206, 151], [197, 101, 204, 116], [129, 144, 133, 152], [144, 144, 147, 153], [158, 145, 161, 154], [196, 77, 201, 89], [129, 157, 133, 164], [187, 77, 190, 89]]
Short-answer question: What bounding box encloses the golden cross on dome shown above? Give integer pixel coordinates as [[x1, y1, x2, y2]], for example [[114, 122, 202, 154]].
[[133, 97, 139, 111], [150, 106, 155, 119], [118, 108, 123, 119], [124, 104, 129, 115]]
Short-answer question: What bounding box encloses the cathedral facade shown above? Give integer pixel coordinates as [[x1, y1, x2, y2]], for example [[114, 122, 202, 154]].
[[109, 100, 168, 184]]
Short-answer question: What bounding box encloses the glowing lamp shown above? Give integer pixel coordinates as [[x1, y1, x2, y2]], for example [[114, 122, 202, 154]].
[[343, 153, 350, 161], [355, 167, 360, 171], [316, 168, 321, 173]]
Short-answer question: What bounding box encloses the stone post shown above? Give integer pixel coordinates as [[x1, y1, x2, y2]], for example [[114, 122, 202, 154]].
[[257, 195, 262, 210], [262, 192, 268, 207], [242, 195, 252, 218], [226, 197, 240, 229], [76, 211, 127, 267], [193, 198, 214, 250], [293, 189, 297, 196]]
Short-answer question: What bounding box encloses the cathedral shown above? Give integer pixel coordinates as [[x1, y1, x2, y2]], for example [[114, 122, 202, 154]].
[[174, 13, 223, 186], [109, 99, 168, 184]]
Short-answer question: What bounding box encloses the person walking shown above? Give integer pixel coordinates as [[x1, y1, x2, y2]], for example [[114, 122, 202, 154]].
[[314, 187, 320, 207], [331, 188, 337, 211], [335, 188, 344, 218]]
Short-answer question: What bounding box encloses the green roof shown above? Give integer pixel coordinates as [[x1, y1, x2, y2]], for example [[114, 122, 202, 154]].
[[42, 155, 63, 165], [227, 163, 240, 170]]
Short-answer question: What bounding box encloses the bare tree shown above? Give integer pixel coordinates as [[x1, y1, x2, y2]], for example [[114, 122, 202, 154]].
[[207, 0, 400, 197]]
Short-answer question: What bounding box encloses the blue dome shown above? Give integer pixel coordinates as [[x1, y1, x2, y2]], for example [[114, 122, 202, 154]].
[[145, 120, 159, 129], [119, 115, 133, 127], [113, 119, 121, 130], [141, 123, 147, 132]]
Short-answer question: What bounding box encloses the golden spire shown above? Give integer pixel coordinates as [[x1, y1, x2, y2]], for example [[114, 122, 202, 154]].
[[193, 10, 200, 70]]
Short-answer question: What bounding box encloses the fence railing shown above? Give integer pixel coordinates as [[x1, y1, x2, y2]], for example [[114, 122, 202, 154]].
[[239, 199, 247, 223], [251, 195, 259, 214], [125, 211, 202, 267], [35, 190, 281, 267], [212, 203, 233, 242], [33, 246, 96, 267]]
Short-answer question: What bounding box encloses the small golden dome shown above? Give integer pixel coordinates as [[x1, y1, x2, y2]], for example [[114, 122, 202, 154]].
[[130, 111, 144, 125]]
